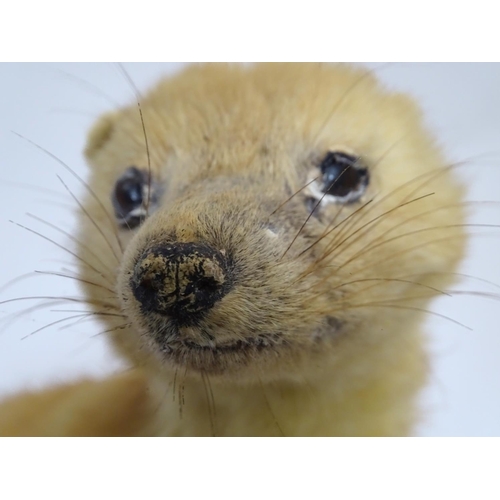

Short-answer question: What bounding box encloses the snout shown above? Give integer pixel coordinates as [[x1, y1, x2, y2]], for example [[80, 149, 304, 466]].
[[131, 242, 232, 325]]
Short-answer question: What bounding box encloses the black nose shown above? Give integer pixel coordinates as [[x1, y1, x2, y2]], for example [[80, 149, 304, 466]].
[[131, 242, 231, 324]]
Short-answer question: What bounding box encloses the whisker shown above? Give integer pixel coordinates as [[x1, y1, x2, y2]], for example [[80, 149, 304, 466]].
[[9, 220, 111, 284], [0, 179, 68, 199], [334, 161, 466, 243], [35, 270, 115, 294], [31, 199, 77, 212], [332, 277, 451, 296], [335, 302, 472, 331], [138, 101, 152, 216], [56, 175, 121, 264], [344, 200, 500, 265], [291, 199, 374, 283], [0, 299, 79, 333], [178, 366, 188, 419], [348, 232, 500, 279], [257, 374, 285, 436], [116, 63, 152, 216], [27, 212, 116, 280], [172, 368, 178, 402], [200, 370, 216, 437], [313, 136, 414, 251], [269, 176, 320, 217], [338, 223, 500, 274], [447, 290, 500, 301], [280, 165, 352, 260], [368, 134, 409, 175], [49, 308, 125, 317], [52, 67, 121, 106], [11, 131, 124, 255], [58, 311, 126, 331], [205, 372, 217, 432], [312, 63, 393, 148], [402, 272, 500, 291], [296, 270, 452, 302], [0, 271, 40, 294], [0, 295, 116, 309], [21, 313, 98, 340], [90, 322, 132, 338], [318, 192, 436, 268], [297, 198, 374, 259], [115, 62, 143, 99]]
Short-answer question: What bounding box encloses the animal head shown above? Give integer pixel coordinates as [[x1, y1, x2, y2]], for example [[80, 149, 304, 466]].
[[81, 63, 465, 383]]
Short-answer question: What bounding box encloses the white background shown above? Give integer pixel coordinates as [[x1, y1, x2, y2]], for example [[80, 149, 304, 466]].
[[0, 63, 499, 436]]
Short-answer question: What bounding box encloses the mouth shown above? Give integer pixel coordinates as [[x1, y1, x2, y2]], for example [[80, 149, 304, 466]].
[[137, 313, 343, 376], [166, 333, 284, 353], [155, 333, 287, 374]]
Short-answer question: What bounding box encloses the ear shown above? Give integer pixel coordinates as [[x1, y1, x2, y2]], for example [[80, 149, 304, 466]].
[[84, 111, 119, 163]]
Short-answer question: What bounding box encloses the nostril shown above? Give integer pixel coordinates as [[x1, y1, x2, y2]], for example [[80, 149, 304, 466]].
[[138, 273, 162, 293], [130, 242, 232, 323], [195, 277, 219, 293]]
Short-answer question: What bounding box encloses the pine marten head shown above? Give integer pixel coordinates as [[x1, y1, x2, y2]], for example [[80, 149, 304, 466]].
[[82, 63, 465, 383]]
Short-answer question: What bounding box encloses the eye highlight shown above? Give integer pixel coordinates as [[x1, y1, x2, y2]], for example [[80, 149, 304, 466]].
[[112, 167, 149, 229], [313, 151, 369, 204]]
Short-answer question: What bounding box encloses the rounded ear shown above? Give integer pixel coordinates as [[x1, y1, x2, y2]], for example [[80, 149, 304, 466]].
[[84, 111, 119, 163]]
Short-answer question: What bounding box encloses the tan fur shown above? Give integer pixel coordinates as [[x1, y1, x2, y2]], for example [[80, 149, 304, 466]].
[[0, 370, 152, 436], [0, 63, 466, 436]]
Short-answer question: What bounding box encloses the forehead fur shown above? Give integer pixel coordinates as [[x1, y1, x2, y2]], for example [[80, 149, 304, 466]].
[[85, 63, 444, 200]]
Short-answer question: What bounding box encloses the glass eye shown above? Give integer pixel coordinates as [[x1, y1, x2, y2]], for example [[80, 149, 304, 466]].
[[112, 167, 148, 229], [318, 151, 369, 203]]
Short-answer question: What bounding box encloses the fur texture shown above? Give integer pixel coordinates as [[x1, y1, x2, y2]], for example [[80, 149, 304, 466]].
[[0, 63, 466, 436]]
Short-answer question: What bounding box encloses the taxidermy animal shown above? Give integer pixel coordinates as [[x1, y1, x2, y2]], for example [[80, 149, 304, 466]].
[[0, 63, 466, 436]]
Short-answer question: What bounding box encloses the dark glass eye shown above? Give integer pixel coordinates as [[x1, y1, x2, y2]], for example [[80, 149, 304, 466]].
[[112, 167, 147, 229], [319, 151, 369, 202]]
